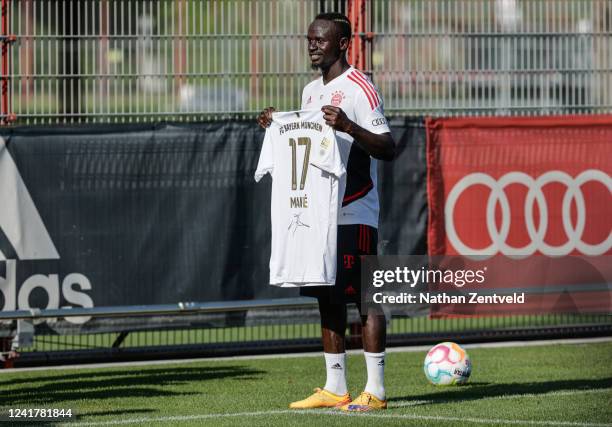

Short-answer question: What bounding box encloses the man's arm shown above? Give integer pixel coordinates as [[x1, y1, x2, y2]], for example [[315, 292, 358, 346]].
[[321, 106, 395, 161]]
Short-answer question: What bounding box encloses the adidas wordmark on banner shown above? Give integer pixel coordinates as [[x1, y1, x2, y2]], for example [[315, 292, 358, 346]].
[[255, 110, 346, 287], [0, 136, 93, 323]]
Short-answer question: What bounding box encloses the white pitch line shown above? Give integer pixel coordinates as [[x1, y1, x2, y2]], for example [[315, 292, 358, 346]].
[[67, 409, 612, 427], [4, 336, 611, 373], [69, 411, 299, 426]]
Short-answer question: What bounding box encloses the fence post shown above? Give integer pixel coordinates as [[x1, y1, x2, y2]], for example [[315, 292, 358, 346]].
[[1, 0, 15, 125], [347, 0, 366, 71]]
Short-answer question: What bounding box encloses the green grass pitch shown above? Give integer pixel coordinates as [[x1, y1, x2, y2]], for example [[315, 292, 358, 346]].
[[1, 341, 611, 426]]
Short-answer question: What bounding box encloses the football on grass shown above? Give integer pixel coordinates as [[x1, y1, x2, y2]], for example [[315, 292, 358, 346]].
[[424, 342, 472, 385]]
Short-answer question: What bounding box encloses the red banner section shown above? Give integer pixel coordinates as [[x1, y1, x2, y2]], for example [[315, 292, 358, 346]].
[[426, 255, 612, 317], [426, 115, 612, 316]]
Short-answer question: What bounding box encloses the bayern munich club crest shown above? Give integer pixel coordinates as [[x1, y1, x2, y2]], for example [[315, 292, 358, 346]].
[[331, 90, 345, 106]]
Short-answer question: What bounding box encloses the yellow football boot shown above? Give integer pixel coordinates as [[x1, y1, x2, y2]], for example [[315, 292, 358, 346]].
[[289, 388, 351, 409], [340, 391, 387, 412]]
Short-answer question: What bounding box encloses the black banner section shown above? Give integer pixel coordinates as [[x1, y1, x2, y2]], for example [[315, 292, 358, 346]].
[[379, 117, 427, 255], [0, 119, 427, 331]]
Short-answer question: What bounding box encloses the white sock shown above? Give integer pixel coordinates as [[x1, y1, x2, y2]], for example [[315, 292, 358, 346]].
[[323, 352, 348, 396], [364, 351, 386, 400]]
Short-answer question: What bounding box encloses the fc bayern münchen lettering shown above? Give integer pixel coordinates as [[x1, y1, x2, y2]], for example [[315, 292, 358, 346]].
[[279, 121, 323, 135]]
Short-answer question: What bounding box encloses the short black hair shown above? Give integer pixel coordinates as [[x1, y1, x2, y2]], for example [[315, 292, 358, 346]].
[[314, 12, 352, 41]]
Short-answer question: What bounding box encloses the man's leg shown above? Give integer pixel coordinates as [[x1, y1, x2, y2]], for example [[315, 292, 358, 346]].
[[361, 309, 386, 352], [361, 308, 386, 401], [289, 298, 351, 409], [339, 304, 387, 412], [319, 300, 348, 395], [320, 300, 347, 352], [340, 225, 387, 411]]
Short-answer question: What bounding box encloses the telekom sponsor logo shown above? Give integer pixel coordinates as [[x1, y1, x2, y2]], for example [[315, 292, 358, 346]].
[[445, 170, 612, 258]]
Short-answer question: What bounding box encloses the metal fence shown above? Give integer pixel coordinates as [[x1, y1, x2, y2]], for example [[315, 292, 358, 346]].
[[4, 0, 612, 124], [7, 305, 612, 367]]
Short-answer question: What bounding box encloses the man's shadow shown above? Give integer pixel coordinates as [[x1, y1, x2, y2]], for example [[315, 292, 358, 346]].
[[390, 377, 612, 405], [0, 365, 265, 408]]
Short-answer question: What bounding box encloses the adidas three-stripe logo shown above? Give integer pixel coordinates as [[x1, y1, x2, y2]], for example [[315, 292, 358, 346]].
[[347, 70, 381, 110], [0, 137, 59, 260]]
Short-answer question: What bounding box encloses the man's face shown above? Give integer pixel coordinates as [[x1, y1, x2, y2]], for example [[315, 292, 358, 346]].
[[307, 19, 344, 70]]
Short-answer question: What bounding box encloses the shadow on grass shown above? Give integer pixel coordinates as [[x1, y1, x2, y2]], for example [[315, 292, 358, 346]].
[[0, 365, 264, 406], [390, 377, 612, 406], [76, 408, 155, 418], [0, 363, 259, 387]]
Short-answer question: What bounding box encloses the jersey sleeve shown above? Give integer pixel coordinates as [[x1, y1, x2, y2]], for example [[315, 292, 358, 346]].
[[254, 128, 274, 182], [353, 85, 391, 135], [309, 128, 346, 179], [300, 87, 307, 110]]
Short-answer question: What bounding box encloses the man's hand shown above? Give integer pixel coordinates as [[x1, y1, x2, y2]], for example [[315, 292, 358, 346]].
[[321, 105, 353, 133], [322, 105, 395, 161], [257, 107, 276, 128]]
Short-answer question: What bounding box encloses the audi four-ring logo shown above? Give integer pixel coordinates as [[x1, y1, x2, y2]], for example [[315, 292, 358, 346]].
[[445, 170, 612, 257]]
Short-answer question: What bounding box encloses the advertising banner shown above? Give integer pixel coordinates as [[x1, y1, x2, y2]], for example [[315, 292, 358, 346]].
[[0, 119, 426, 332], [426, 115, 612, 316]]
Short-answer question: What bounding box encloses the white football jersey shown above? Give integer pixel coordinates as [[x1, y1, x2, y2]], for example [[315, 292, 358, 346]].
[[255, 110, 346, 287], [301, 66, 391, 228]]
